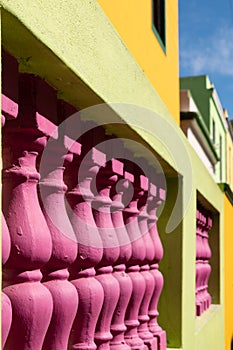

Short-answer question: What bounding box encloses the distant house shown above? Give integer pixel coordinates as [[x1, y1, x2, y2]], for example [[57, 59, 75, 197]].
[[180, 88, 219, 177], [180, 75, 227, 184]]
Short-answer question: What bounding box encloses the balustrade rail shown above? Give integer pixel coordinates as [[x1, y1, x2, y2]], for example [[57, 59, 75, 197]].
[[2, 50, 167, 350]]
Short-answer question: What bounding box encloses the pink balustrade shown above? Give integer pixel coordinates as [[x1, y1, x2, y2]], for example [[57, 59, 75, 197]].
[[2, 214, 12, 349], [1, 50, 17, 348], [2, 110, 53, 350], [93, 159, 121, 350], [1, 49, 167, 350], [195, 207, 212, 316], [65, 146, 105, 350], [147, 183, 167, 350], [123, 168, 147, 350], [110, 159, 132, 350], [39, 100, 79, 350], [137, 175, 158, 350]]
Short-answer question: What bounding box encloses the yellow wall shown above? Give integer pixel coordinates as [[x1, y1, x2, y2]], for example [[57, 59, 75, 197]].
[[224, 194, 233, 350], [97, 0, 180, 123]]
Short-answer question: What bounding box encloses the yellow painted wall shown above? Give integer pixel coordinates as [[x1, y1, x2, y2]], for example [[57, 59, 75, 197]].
[[97, 0, 180, 124], [224, 194, 233, 350]]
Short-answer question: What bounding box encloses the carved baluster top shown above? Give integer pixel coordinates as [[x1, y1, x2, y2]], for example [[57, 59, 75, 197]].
[[2, 73, 59, 276], [39, 140, 78, 276], [147, 182, 166, 263], [110, 159, 132, 265], [65, 147, 105, 272], [110, 159, 124, 211], [202, 210, 212, 261], [123, 170, 146, 266], [196, 210, 202, 260], [137, 175, 156, 264], [93, 158, 120, 267], [2, 130, 52, 278], [196, 209, 206, 260]]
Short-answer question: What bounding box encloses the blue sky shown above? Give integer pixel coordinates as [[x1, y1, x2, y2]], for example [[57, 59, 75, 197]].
[[179, 0, 233, 119]]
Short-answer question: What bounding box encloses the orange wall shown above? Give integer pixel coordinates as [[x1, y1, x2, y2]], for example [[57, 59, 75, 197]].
[[224, 194, 233, 350], [97, 0, 180, 123]]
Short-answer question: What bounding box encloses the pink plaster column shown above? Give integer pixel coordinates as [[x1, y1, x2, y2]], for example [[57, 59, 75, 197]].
[[93, 160, 121, 350], [1, 50, 18, 348], [2, 214, 12, 349], [2, 130, 53, 350], [195, 210, 202, 316], [196, 210, 206, 316], [203, 215, 212, 309], [109, 159, 132, 350], [66, 147, 105, 350], [2, 213, 11, 268], [1, 292, 12, 349], [39, 132, 79, 348], [147, 183, 166, 350], [137, 176, 157, 350], [196, 208, 212, 316], [123, 171, 146, 350]]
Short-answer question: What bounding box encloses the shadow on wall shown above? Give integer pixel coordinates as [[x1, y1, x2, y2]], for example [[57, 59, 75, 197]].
[[231, 338, 233, 350]]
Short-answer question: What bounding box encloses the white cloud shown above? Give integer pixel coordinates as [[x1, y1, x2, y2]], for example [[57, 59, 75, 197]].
[[180, 27, 233, 76]]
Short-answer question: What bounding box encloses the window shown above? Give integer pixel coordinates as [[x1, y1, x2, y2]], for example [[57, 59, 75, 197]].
[[219, 135, 222, 182], [152, 0, 166, 51], [212, 119, 216, 144]]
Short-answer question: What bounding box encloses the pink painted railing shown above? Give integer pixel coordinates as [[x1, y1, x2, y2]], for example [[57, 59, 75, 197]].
[[1, 49, 17, 349], [2, 50, 167, 350], [196, 207, 212, 316]]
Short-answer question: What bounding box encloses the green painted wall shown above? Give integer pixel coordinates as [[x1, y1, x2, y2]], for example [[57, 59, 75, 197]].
[[180, 76, 211, 128]]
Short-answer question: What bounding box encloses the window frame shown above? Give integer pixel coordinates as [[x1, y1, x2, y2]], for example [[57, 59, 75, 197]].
[[152, 0, 166, 53]]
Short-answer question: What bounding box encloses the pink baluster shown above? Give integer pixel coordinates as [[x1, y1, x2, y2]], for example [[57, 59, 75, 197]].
[[2, 213, 11, 267], [196, 210, 203, 316], [137, 175, 157, 350], [93, 159, 121, 350], [2, 72, 58, 349], [201, 212, 212, 311], [66, 147, 105, 350], [2, 214, 12, 349], [197, 210, 207, 315], [38, 101, 79, 350], [200, 212, 207, 314], [2, 292, 12, 349], [147, 183, 167, 350], [2, 130, 53, 350], [123, 170, 146, 350], [1, 50, 18, 348], [109, 159, 132, 350]]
